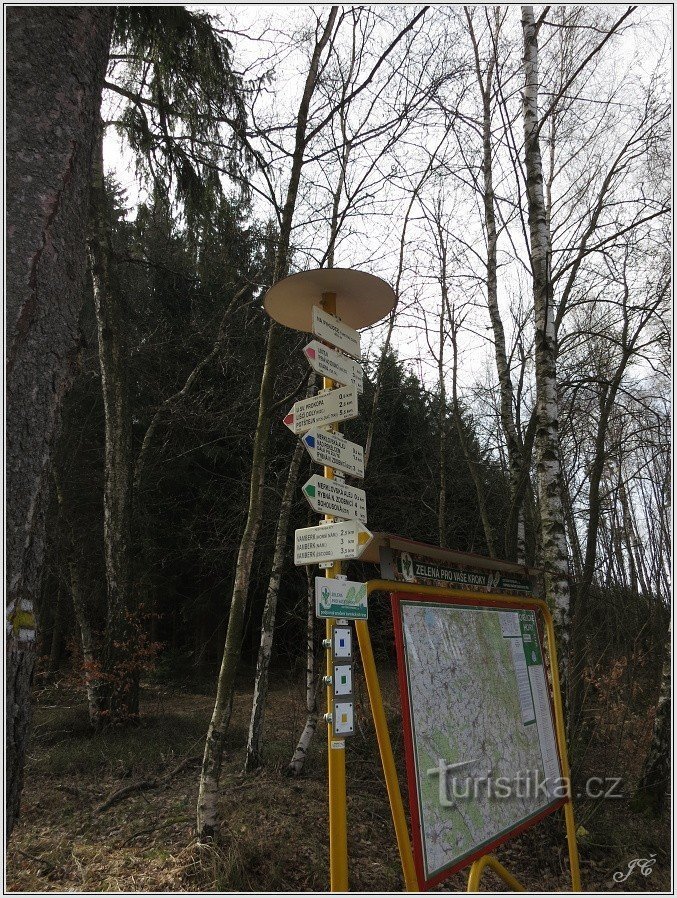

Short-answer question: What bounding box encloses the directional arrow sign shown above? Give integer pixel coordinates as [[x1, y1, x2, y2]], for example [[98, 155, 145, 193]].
[[312, 306, 361, 359], [302, 475, 367, 522], [294, 520, 373, 565], [283, 385, 358, 435], [304, 341, 363, 393], [302, 428, 364, 479]]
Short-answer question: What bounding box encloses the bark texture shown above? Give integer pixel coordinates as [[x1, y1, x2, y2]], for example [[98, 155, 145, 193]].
[[245, 438, 305, 771], [521, 7, 572, 693], [5, 6, 113, 840], [88, 126, 138, 722], [636, 624, 671, 815], [54, 472, 105, 725], [288, 568, 319, 776]]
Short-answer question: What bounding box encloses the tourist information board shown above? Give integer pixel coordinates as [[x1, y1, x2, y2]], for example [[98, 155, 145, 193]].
[[312, 305, 361, 359], [302, 428, 365, 479], [391, 592, 565, 889], [304, 341, 363, 393], [302, 475, 367, 522], [315, 577, 368, 619], [380, 546, 533, 595], [294, 520, 373, 565], [283, 385, 358, 435]]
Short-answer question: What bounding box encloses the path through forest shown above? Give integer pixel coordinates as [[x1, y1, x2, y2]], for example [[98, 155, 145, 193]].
[[6, 672, 669, 892]]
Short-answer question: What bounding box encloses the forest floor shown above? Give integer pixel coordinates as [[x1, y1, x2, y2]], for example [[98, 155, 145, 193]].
[[6, 667, 671, 893]]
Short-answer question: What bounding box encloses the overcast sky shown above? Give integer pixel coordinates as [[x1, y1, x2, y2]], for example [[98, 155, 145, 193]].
[[102, 4, 670, 414]]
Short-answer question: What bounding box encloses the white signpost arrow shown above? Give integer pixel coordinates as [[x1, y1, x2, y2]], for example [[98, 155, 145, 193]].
[[312, 306, 361, 359], [283, 385, 358, 435], [302, 475, 367, 522], [304, 340, 363, 393], [294, 520, 373, 565], [302, 428, 364, 479], [265, 270, 397, 885]]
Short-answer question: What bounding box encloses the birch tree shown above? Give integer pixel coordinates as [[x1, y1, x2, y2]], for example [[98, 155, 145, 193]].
[[245, 8, 441, 769], [288, 565, 321, 776], [417, 186, 498, 554], [245, 420, 307, 771], [196, 8, 340, 840], [463, 7, 532, 562], [197, 7, 434, 835], [521, 5, 573, 693]]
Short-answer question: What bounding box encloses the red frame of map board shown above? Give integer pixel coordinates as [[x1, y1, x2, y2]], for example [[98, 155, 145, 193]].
[[391, 591, 567, 891]]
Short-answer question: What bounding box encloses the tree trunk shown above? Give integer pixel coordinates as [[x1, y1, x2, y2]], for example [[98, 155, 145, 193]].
[[467, 10, 527, 562], [449, 318, 496, 558], [635, 623, 671, 816], [53, 470, 105, 725], [437, 297, 447, 548], [619, 476, 650, 597], [196, 6, 339, 841], [5, 6, 113, 841], [521, 6, 572, 701], [364, 143, 443, 471], [88, 123, 137, 722], [245, 438, 305, 771], [288, 567, 319, 776], [48, 585, 63, 672]]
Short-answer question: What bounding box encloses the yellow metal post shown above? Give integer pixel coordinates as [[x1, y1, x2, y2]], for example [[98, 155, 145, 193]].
[[467, 854, 526, 891], [541, 609, 582, 892], [321, 292, 349, 892], [355, 618, 418, 891]]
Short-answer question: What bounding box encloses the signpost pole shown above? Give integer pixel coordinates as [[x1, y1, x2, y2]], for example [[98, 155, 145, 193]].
[[266, 269, 395, 892], [321, 292, 349, 892]]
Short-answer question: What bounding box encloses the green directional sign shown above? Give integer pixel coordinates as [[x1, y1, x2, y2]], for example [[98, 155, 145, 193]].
[[315, 577, 368, 619]]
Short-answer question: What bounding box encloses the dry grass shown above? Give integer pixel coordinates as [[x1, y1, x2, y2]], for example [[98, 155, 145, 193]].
[[6, 666, 671, 892]]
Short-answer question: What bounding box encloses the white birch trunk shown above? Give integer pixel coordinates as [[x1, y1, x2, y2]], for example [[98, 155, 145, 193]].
[[53, 471, 104, 724], [437, 295, 447, 548], [521, 6, 572, 697], [467, 9, 528, 561], [196, 7, 339, 841], [288, 567, 319, 775], [244, 438, 305, 771]]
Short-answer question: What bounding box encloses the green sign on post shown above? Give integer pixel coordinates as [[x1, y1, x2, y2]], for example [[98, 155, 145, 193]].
[[315, 577, 368, 619]]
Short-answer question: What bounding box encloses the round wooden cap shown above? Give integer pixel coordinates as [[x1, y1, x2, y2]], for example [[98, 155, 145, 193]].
[[264, 268, 395, 331]]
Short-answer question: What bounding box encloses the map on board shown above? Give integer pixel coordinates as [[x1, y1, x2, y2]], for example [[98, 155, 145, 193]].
[[392, 596, 564, 888]]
